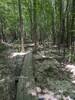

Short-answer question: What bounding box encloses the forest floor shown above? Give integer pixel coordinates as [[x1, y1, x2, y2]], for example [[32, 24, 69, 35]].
[[0, 42, 75, 100]]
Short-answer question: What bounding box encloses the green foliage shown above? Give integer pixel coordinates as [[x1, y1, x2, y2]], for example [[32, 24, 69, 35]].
[[0, 43, 7, 52], [0, 0, 74, 45]]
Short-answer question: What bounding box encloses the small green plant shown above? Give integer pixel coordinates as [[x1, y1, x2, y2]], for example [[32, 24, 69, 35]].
[[0, 43, 7, 52]]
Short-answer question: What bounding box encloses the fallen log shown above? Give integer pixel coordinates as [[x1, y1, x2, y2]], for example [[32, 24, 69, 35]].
[[1, 41, 13, 47], [1, 41, 35, 48]]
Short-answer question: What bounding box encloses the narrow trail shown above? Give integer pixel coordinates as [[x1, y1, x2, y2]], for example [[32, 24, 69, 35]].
[[16, 52, 37, 100]]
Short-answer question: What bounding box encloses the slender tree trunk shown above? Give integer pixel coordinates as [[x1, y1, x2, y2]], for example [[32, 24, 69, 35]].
[[60, 0, 63, 44], [69, 0, 75, 62], [71, 0, 75, 48], [28, 0, 33, 41], [28, 0, 37, 51], [66, 0, 70, 47], [51, 8, 55, 45], [0, 20, 6, 42], [57, 0, 63, 52], [32, 0, 37, 50], [18, 0, 24, 51]]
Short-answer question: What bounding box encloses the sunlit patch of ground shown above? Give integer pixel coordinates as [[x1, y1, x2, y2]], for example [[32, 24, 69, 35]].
[[28, 87, 73, 100], [65, 64, 75, 84], [9, 50, 32, 58]]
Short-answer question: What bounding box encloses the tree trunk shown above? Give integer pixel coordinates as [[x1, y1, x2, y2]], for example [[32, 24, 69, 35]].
[[0, 20, 6, 42], [32, 0, 37, 51], [51, 8, 55, 45], [18, 0, 24, 52]]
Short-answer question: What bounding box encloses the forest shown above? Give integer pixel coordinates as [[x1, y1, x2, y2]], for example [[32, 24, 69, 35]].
[[0, 0, 75, 100]]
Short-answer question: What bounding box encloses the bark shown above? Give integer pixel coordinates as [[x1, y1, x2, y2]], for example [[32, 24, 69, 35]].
[[32, 0, 37, 50], [18, 0, 24, 51], [66, 0, 70, 47], [51, 8, 55, 44], [0, 20, 6, 42]]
